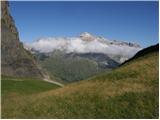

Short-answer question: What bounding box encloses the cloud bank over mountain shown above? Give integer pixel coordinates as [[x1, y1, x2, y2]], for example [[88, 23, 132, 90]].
[[25, 32, 142, 58]]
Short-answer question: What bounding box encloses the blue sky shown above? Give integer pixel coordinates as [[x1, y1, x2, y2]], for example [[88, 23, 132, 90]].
[[9, 1, 158, 47]]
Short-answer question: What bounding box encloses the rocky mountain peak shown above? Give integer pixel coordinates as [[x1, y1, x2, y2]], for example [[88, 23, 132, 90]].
[[79, 32, 95, 41], [110, 40, 141, 48]]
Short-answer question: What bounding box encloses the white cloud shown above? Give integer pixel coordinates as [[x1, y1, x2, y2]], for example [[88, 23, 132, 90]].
[[27, 37, 141, 58]]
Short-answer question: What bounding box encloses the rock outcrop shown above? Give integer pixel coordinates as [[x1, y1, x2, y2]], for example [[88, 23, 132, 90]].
[[80, 32, 95, 41], [1, 1, 43, 78]]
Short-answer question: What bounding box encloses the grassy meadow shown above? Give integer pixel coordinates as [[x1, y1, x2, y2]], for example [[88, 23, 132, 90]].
[[1, 51, 159, 118]]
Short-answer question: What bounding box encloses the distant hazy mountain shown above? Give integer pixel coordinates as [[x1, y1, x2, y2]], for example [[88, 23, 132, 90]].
[[25, 32, 141, 82], [1, 1, 43, 78]]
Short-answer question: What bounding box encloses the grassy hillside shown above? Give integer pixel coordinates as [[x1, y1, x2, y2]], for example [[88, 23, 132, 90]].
[[2, 49, 158, 118]]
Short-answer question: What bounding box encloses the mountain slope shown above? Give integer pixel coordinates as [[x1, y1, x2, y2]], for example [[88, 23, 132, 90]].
[[121, 44, 159, 65], [37, 51, 119, 83], [1, 1, 43, 78], [2, 44, 158, 118], [39, 52, 99, 82]]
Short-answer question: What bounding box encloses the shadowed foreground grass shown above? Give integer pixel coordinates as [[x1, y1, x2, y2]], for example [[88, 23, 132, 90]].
[[2, 51, 158, 118]]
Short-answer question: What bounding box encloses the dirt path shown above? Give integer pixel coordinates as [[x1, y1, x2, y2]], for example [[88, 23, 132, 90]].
[[43, 78, 64, 87], [40, 68, 64, 87]]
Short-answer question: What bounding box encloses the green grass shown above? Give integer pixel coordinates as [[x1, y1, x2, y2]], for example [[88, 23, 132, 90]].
[[2, 78, 60, 96], [2, 51, 159, 118]]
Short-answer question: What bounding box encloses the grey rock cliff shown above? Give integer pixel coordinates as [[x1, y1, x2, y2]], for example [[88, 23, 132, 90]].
[[1, 1, 43, 78]]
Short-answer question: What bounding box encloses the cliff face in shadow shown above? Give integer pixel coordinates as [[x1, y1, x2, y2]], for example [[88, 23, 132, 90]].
[[1, 1, 43, 78]]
